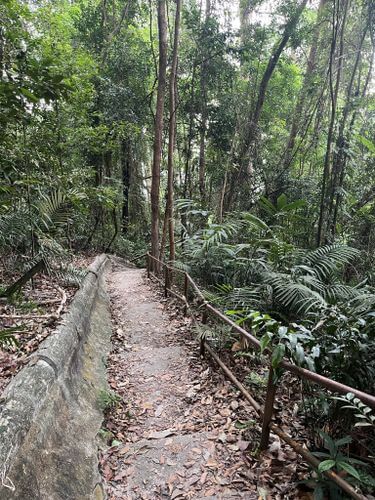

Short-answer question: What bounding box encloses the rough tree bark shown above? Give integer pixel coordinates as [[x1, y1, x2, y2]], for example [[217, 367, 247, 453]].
[[160, 0, 181, 264], [150, 0, 168, 269]]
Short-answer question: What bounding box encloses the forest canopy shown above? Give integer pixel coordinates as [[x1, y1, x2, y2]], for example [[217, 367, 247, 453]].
[[1, 0, 375, 413], [1, 0, 374, 252]]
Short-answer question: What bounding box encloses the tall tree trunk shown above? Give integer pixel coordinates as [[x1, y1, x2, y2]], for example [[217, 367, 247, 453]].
[[328, 22, 372, 239], [316, 0, 349, 246], [283, 0, 328, 171], [166, 0, 181, 263], [183, 60, 197, 202], [225, 0, 308, 210], [246, 0, 308, 173], [181, 61, 196, 244], [121, 139, 131, 234], [198, 0, 211, 204], [150, 0, 168, 270]]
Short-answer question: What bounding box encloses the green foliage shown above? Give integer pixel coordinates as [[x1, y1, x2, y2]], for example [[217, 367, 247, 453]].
[[231, 309, 317, 371], [98, 389, 122, 411], [245, 371, 267, 391], [182, 210, 375, 394], [333, 393, 375, 428], [309, 431, 369, 497], [0, 326, 23, 349]]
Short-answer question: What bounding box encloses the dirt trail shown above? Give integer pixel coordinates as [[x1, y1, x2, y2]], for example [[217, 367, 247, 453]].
[[101, 261, 261, 499]]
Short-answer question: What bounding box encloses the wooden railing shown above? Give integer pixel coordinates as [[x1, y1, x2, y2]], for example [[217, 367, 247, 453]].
[[146, 253, 374, 500]]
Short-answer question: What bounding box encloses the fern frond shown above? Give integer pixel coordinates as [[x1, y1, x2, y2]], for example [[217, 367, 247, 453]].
[[171, 260, 191, 273]]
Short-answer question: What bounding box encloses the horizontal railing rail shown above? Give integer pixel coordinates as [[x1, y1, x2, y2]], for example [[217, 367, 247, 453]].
[[146, 252, 374, 500]]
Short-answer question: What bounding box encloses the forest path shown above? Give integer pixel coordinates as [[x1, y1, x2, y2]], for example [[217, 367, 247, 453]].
[[101, 260, 259, 499]]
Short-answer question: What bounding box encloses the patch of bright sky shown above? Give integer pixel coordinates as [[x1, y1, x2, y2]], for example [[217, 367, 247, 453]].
[[211, 0, 322, 32]]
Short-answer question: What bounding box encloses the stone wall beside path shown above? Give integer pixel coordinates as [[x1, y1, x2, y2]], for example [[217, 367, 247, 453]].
[[0, 254, 111, 500]]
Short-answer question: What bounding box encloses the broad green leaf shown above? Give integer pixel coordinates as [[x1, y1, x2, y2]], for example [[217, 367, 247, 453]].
[[271, 344, 285, 369], [334, 436, 352, 447], [357, 135, 375, 154], [337, 462, 361, 480], [281, 200, 307, 211], [318, 459, 336, 473], [276, 193, 288, 210], [260, 333, 271, 353]]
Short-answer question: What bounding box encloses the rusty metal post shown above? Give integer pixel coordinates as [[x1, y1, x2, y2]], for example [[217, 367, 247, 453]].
[[164, 265, 169, 297], [260, 365, 277, 451], [146, 254, 150, 279], [183, 273, 188, 315], [200, 307, 207, 356]]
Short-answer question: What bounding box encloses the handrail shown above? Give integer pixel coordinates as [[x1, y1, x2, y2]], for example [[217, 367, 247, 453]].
[[146, 252, 372, 500], [147, 253, 375, 408]]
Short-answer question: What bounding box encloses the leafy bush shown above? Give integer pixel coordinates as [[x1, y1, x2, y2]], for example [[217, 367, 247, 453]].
[[180, 211, 375, 394]]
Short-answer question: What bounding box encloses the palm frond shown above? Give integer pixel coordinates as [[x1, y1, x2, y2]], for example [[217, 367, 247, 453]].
[[0, 326, 22, 348], [304, 244, 359, 281], [0, 208, 29, 249], [52, 264, 87, 286], [202, 221, 240, 249], [37, 189, 71, 235], [264, 272, 327, 314]]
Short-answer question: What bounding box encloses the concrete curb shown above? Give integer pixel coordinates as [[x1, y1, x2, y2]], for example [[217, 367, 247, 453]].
[[0, 254, 111, 499]]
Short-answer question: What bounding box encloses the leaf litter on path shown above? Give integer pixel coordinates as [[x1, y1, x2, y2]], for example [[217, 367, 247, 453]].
[[100, 260, 309, 499]]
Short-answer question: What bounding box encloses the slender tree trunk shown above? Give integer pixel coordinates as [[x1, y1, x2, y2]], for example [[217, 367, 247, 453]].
[[198, 0, 211, 204], [283, 0, 328, 171], [181, 57, 198, 243], [316, 0, 349, 246], [246, 0, 308, 172], [329, 26, 372, 239], [121, 139, 131, 234], [167, 0, 181, 263], [225, 0, 308, 210], [150, 0, 168, 270]]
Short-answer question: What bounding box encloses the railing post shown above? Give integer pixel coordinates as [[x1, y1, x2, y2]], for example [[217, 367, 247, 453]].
[[183, 273, 188, 316], [147, 254, 150, 279], [200, 305, 207, 357], [164, 265, 169, 297], [260, 365, 277, 451]]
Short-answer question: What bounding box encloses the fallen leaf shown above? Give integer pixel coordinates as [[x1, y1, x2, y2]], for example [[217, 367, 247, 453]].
[[113, 469, 128, 481], [217, 432, 226, 443], [237, 440, 250, 451], [200, 471, 208, 484], [155, 404, 164, 417], [230, 400, 239, 410]]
